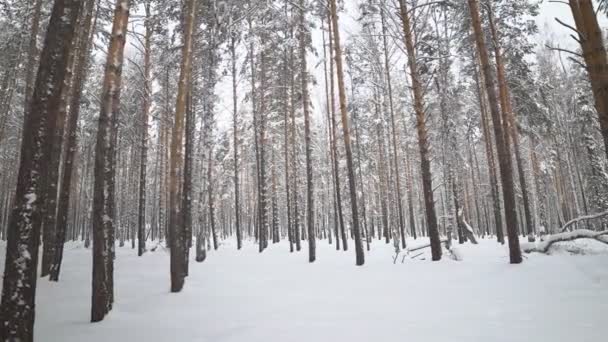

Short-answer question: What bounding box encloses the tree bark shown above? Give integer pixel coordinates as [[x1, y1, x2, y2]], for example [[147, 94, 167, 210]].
[[91, 0, 130, 322], [169, 0, 196, 293], [487, 4, 534, 240], [399, 0, 442, 260], [298, 0, 315, 262], [137, 1, 152, 257], [569, 0, 608, 159], [230, 34, 242, 250], [381, 7, 407, 249], [330, 0, 364, 265], [468, 0, 522, 263], [0, 0, 82, 339], [50, 0, 99, 281]]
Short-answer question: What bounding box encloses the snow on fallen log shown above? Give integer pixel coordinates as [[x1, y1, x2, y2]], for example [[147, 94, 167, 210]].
[[522, 229, 608, 254], [407, 239, 449, 253], [560, 210, 608, 232]]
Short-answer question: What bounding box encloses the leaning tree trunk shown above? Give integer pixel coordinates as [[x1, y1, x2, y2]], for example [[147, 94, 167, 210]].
[[0, 0, 82, 339], [468, 0, 522, 264], [399, 0, 441, 260], [169, 0, 196, 293], [330, 0, 364, 265], [91, 0, 130, 322]]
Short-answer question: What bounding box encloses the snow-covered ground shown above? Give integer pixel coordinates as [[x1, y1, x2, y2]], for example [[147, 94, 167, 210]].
[[1, 238, 608, 342]]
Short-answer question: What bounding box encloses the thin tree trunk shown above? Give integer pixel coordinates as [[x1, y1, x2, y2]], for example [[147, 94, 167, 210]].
[[380, 7, 407, 249], [330, 0, 364, 265], [230, 35, 242, 250], [327, 11, 347, 251], [298, 0, 315, 262], [137, 1, 152, 257]]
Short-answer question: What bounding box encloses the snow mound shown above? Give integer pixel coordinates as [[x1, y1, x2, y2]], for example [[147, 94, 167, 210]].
[[547, 238, 608, 255]]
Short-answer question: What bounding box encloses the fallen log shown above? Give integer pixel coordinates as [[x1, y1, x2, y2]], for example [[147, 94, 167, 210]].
[[560, 210, 608, 232], [522, 229, 608, 254], [407, 238, 449, 253]]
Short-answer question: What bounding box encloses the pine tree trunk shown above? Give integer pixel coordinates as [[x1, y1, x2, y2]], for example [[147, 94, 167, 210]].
[[182, 89, 194, 273], [327, 12, 347, 251], [380, 7, 407, 249], [487, 6, 534, 241], [91, 0, 130, 322], [473, 54, 504, 243], [50, 0, 98, 281], [208, 148, 218, 251], [330, 0, 364, 265], [289, 41, 302, 252], [298, 0, 315, 262], [22, 0, 43, 117], [169, 0, 196, 292], [0, 1, 82, 339], [137, 1, 152, 257], [40, 21, 80, 278], [231, 35, 242, 250], [399, 0, 441, 260], [569, 0, 608, 159], [468, 0, 522, 263]]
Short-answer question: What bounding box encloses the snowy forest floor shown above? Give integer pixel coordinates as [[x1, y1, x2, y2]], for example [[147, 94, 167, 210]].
[[1, 238, 608, 342]]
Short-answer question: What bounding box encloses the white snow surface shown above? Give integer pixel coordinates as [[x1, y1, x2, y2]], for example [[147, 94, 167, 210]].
[[1, 238, 608, 342]]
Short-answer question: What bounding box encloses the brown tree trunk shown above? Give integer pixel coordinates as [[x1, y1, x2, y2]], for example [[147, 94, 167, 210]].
[[468, 0, 522, 263], [231, 34, 242, 250], [473, 52, 504, 243], [298, 0, 315, 262], [23, 0, 43, 117], [0, 0, 82, 339], [137, 1, 152, 257], [169, 0, 196, 293], [330, 0, 364, 265], [327, 13, 347, 251], [91, 0, 130, 322], [40, 18, 80, 277], [487, 5, 534, 241], [50, 0, 99, 281], [569, 0, 608, 159], [399, 0, 441, 260], [381, 7, 407, 249]]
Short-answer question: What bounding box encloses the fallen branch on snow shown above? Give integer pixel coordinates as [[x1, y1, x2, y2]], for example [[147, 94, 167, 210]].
[[560, 210, 608, 232], [522, 229, 608, 254], [407, 239, 449, 253]]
